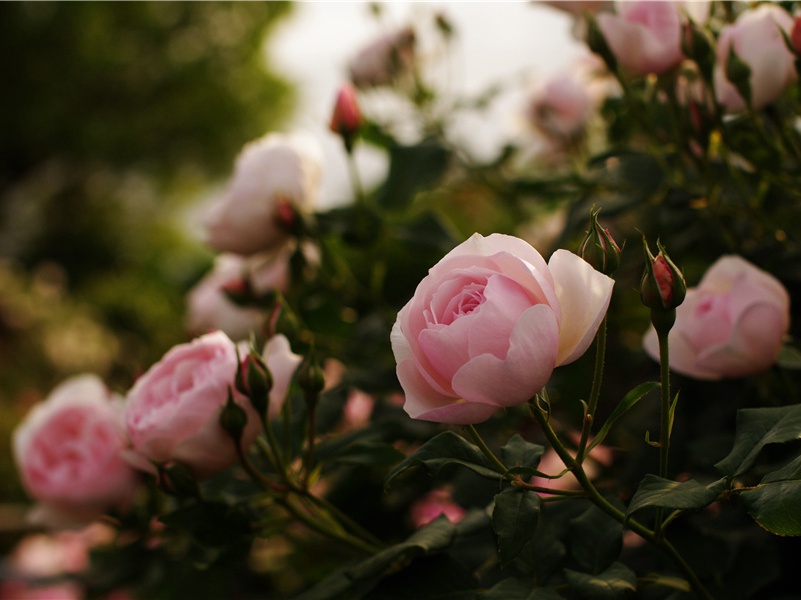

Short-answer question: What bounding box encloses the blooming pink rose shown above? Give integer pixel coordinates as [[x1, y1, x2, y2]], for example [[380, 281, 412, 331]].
[[643, 256, 790, 380], [124, 331, 262, 478], [348, 27, 416, 88], [713, 4, 796, 112], [203, 133, 322, 256], [596, 1, 684, 76], [12, 376, 140, 528], [391, 233, 614, 424], [261, 334, 303, 420]]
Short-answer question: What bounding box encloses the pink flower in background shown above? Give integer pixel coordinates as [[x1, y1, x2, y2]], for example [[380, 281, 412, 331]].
[[391, 233, 614, 424], [124, 331, 262, 478], [341, 389, 375, 431], [714, 4, 796, 112], [643, 256, 790, 380], [409, 488, 466, 528], [12, 376, 139, 528], [596, 1, 684, 76], [530, 437, 613, 494], [348, 26, 416, 88], [203, 132, 322, 256], [261, 334, 303, 420], [527, 73, 594, 141]]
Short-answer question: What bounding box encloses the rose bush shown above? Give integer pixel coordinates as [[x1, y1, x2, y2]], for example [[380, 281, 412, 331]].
[[391, 232, 614, 424], [713, 3, 796, 112], [203, 132, 322, 256], [124, 331, 262, 478], [643, 255, 791, 380], [596, 1, 684, 77], [12, 376, 140, 527]]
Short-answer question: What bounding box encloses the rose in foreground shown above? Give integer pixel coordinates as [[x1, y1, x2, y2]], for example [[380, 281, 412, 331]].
[[643, 256, 790, 380], [203, 132, 322, 256], [124, 331, 262, 478], [12, 376, 139, 527], [596, 1, 684, 77], [392, 233, 614, 424]]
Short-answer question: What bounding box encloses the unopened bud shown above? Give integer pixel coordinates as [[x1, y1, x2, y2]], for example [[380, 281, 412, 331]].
[[237, 352, 273, 418], [579, 208, 622, 275], [219, 388, 248, 444], [789, 16, 801, 54], [274, 196, 305, 238], [297, 351, 326, 401], [329, 82, 362, 153], [641, 239, 686, 336], [160, 462, 200, 498]]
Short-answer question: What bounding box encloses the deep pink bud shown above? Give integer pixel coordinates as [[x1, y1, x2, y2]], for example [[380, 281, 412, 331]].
[[792, 16, 801, 54], [329, 83, 362, 151]]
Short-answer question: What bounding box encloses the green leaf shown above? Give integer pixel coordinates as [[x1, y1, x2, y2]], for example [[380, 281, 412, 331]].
[[492, 488, 541, 567], [385, 431, 502, 490], [477, 579, 565, 600], [777, 344, 801, 370], [715, 405, 801, 477], [501, 434, 545, 478], [569, 505, 622, 574], [564, 562, 637, 600], [588, 382, 660, 453], [762, 454, 801, 483], [378, 142, 451, 209], [627, 475, 727, 517], [740, 480, 801, 536]]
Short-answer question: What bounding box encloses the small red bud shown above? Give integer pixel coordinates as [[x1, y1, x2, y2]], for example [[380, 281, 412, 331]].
[[792, 16, 801, 55], [329, 83, 362, 152]]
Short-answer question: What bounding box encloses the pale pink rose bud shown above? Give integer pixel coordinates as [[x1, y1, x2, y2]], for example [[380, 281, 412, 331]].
[[391, 233, 614, 424], [12, 376, 140, 528], [203, 132, 322, 256], [596, 1, 684, 76], [713, 4, 797, 112], [124, 331, 263, 478], [348, 26, 416, 88], [643, 256, 791, 380], [527, 74, 593, 141], [409, 488, 466, 528], [186, 254, 268, 342], [261, 334, 303, 420], [329, 83, 362, 150]]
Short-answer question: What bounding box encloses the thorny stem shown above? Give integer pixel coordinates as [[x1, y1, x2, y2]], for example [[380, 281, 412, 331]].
[[528, 400, 713, 600]]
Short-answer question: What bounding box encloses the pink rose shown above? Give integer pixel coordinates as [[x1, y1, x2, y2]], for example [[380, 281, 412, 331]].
[[527, 73, 594, 141], [643, 256, 790, 380], [348, 26, 416, 88], [391, 233, 614, 424], [12, 376, 139, 528], [203, 132, 322, 256], [409, 488, 466, 528], [713, 4, 796, 112], [596, 1, 684, 76], [261, 334, 303, 420], [124, 331, 262, 478]]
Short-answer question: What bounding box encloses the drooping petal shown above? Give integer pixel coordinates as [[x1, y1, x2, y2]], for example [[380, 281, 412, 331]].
[[548, 250, 614, 365]]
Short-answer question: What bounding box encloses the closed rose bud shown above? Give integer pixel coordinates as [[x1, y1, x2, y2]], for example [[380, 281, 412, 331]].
[[578, 208, 621, 275], [714, 4, 796, 112], [329, 83, 361, 152], [595, 1, 684, 77], [641, 240, 686, 313], [792, 15, 801, 54], [643, 256, 790, 380]]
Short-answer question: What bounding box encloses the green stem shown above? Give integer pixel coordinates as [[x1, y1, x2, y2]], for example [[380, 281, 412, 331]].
[[303, 392, 318, 488], [577, 317, 607, 464], [658, 329, 672, 481], [347, 150, 365, 205], [528, 400, 713, 600]]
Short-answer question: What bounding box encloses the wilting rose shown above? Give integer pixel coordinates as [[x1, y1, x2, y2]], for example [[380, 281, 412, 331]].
[[124, 331, 262, 478], [203, 132, 322, 256], [713, 4, 796, 112], [596, 1, 684, 76], [391, 233, 614, 424], [643, 256, 790, 380], [348, 26, 416, 88], [12, 376, 139, 528]]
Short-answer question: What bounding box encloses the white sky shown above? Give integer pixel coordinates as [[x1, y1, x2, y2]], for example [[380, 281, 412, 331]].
[[268, 2, 585, 207]]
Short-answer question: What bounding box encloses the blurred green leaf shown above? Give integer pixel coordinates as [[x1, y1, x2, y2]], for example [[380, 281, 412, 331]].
[[715, 405, 801, 477], [563, 562, 637, 600], [477, 579, 565, 599], [626, 475, 727, 517], [378, 142, 451, 209], [501, 434, 545, 478], [492, 488, 541, 567], [385, 431, 502, 489], [569, 505, 622, 574]]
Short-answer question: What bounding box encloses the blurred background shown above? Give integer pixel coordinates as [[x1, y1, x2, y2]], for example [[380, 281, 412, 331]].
[[0, 0, 580, 547]]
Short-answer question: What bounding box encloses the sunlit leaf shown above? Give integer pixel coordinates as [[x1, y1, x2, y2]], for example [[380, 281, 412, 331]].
[[740, 480, 801, 536], [564, 562, 637, 599], [627, 475, 727, 517]]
